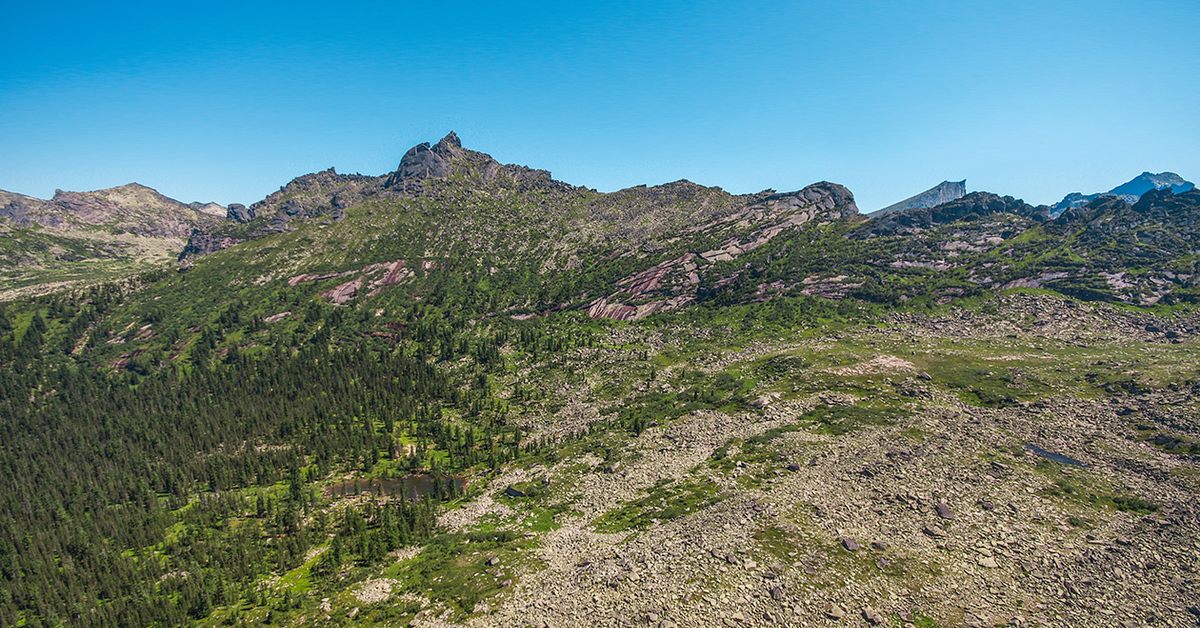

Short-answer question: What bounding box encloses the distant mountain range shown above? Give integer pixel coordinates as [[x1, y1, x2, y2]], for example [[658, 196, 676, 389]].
[[0, 183, 225, 236], [0, 183, 228, 298], [1049, 172, 1194, 217], [872, 172, 1194, 221]]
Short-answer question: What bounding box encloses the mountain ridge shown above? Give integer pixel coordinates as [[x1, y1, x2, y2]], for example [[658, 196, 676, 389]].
[[1, 182, 226, 233], [0, 182, 233, 298], [3, 135, 1200, 314], [1049, 171, 1194, 217]]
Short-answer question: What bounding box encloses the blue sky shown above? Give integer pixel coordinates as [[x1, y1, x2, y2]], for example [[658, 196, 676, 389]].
[[1, 1, 1197, 211]]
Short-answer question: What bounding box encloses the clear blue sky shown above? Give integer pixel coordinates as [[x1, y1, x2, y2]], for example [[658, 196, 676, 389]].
[[2, 0, 1197, 211]]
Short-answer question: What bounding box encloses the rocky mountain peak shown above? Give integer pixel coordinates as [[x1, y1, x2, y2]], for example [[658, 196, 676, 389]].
[[435, 131, 462, 151], [387, 141, 450, 189], [384, 132, 498, 192]]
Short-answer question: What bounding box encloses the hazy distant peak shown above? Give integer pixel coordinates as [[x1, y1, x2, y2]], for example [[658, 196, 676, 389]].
[[871, 180, 966, 216], [1050, 171, 1194, 217], [1108, 171, 1193, 198], [188, 201, 228, 217]]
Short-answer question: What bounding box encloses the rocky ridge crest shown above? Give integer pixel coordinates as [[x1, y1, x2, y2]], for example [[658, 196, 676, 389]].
[[1050, 171, 1194, 217]]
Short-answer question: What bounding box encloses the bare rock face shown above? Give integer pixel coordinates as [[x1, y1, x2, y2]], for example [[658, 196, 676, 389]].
[[177, 229, 244, 260], [226, 203, 254, 223], [0, 190, 58, 227], [385, 132, 464, 191], [392, 143, 448, 182], [768, 181, 859, 218]]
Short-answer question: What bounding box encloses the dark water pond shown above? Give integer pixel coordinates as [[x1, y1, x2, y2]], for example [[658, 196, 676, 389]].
[[325, 475, 466, 501], [1024, 444, 1087, 467]]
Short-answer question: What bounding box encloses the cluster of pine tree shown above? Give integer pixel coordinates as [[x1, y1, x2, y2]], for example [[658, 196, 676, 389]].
[[0, 279, 568, 627]]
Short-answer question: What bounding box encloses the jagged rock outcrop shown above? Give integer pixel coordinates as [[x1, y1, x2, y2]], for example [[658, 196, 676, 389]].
[[178, 229, 245, 260], [247, 167, 377, 229], [226, 203, 254, 223], [385, 132, 466, 192], [872, 180, 966, 216]]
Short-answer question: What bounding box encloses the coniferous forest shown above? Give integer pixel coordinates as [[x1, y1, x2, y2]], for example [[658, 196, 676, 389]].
[[0, 272, 588, 627]]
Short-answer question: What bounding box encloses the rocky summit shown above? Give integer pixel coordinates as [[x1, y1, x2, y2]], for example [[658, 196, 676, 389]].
[[0, 135, 1198, 628]]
